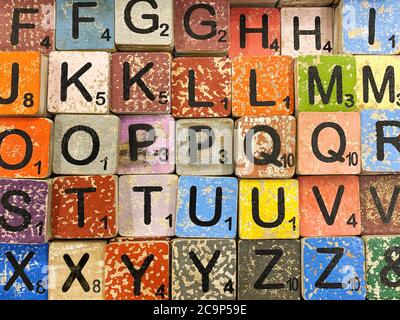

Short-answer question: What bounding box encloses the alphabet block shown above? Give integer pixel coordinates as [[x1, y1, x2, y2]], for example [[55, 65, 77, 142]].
[[174, 0, 230, 56], [229, 8, 280, 57], [48, 241, 106, 300], [0, 118, 53, 179], [105, 240, 169, 300], [279, 0, 337, 5], [295, 55, 357, 112], [235, 116, 296, 178], [118, 115, 175, 174], [53, 114, 119, 175], [176, 118, 234, 175], [119, 175, 178, 237], [302, 237, 366, 300], [56, 0, 115, 51], [299, 176, 361, 237], [115, 0, 173, 51], [175, 176, 238, 238], [0, 0, 55, 53], [0, 243, 48, 300], [239, 179, 299, 239], [232, 56, 294, 117], [172, 57, 231, 118], [111, 52, 171, 114], [172, 239, 236, 300], [0, 179, 50, 244], [0, 52, 48, 116], [297, 112, 361, 175], [51, 175, 117, 239], [231, 0, 277, 5], [47, 51, 110, 114], [238, 240, 300, 300], [281, 7, 333, 57]]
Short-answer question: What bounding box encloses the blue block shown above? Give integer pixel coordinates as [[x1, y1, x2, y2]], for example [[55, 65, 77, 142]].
[[302, 237, 366, 300], [176, 176, 238, 238], [361, 109, 400, 173], [56, 0, 115, 50], [0, 244, 48, 300]]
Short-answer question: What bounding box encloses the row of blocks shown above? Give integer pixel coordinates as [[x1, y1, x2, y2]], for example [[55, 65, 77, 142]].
[[1, 236, 399, 300]]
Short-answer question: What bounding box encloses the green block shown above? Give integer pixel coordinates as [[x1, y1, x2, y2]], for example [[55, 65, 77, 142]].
[[296, 55, 357, 112]]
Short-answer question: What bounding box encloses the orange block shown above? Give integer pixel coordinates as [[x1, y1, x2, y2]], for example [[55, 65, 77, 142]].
[[0, 117, 52, 178], [232, 56, 294, 117]]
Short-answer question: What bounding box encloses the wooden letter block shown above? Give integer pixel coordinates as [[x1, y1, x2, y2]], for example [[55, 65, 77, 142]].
[[0, 243, 48, 300], [172, 57, 231, 118], [53, 115, 119, 175], [0, 118, 52, 179], [295, 55, 357, 112], [111, 52, 171, 114], [174, 0, 229, 55], [302, 237, 366, 300], [119, 175, 178, 237], [0, 179, 49, 244], [48, 241, 106, 300], [47, 51, 110, 114], [232, 56, 294, 117], [118, 115, 175, 174], [175, 176, 238, 238], [238, 240, 300, 300], [0, 0, 55, 53], [229, 8, 280, 57], [105, 240, 169, 300], [297, 112, 361, 175], [115, 0, 173, 51], [0, 52, 47, 116], [51, 175, 117, 239], [235, 116, 296, 178], [281, 7, 333, 57], [364, 236, 400, 300], [56, 0, 114, 51], [299, 175, 361, 237], [172, 239, 236, 300], [239, 179, 299, 239], [176, 118, 233, 175]]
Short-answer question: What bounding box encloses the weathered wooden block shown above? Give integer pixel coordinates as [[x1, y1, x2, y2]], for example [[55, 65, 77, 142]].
[[47, 51, 110, 114], [118, 115, 175, 174], [239, 179, 299, 239], [279, 0, 337, 5], [0, 0, 55, 53], [281, 7, 333, 57], [235, 116, 296, 178], [111, 52, 171, 114], [299, 175, 361, 237], [51, 175, 117, 239], [176, 118, 233, 175], [53, 114, 119, 175], [56, 0, 114, 51], [229, 8, 280, 57], [174, 0, 230, 56], [364, 235, 400, 300], [297, 112, 361, 175], [119, 174, 178, 237], [172, 239, 236, 300], [360, 175, 400, 235], [302, 237, 366, 300], [175, 176, 238, 238], [0, 118, 52, 179], [0, 243, 48, 300], [238, 240, 300, 300], [232, 56, 294, 117], [172, 57, 231, 118], [48, 241, 106, 300], [105, 240, 170, 300], [115, 0, 173, 51], [295, 55, 357, 112]]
